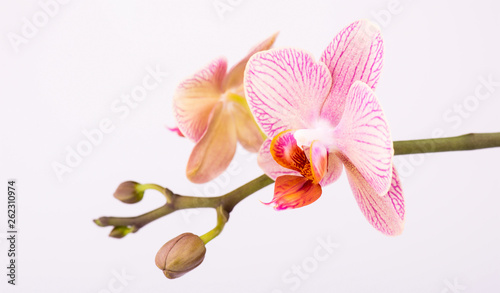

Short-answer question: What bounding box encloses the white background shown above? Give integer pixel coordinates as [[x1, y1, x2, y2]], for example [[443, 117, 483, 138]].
[[1, 0, 500, 292]]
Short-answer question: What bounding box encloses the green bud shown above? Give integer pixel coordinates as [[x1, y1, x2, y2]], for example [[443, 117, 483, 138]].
[[93, 218, 105, 227], [113, 181, 144, 204], [155, 233, 206, 279], [109, 226, 132, 238]]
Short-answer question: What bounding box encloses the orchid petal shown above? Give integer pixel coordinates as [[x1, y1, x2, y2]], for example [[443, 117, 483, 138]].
[[386, 167, 405, 222], [270, 130, 314, 181], [309, 141, 327, 183], [245, 48, 333, 137], [320, 19, 384, 126], [343, 158, 405, 236], [231, 102, 265, 152], [223, 32, 278, 92], [333, 81, 393, 195], [266, 175, 322, 210], [173, 57, 227, 142], [257, 138, 301, 179], [186, 102, 237, 183]]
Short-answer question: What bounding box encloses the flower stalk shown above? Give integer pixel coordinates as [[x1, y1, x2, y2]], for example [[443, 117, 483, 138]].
[[393, 132, 500, 155], [199, 206, 229, 244], [95, 132, 500, 239]]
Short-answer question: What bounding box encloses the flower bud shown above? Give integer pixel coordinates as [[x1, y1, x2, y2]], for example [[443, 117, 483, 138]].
[[155, 233, 206, 279], [109, 226, 132, 239], [113, 181, 144, 204]]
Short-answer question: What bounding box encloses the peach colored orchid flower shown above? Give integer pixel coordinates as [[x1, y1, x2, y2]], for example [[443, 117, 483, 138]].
[[244, 20, 405, 235], [173, 33, 278, 183]]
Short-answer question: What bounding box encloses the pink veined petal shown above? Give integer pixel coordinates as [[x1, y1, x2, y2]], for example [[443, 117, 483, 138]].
[[257, 138, 301, 179], [186, 102, 237, 184], [343, 158, 405, 236], [244, 48, 333, 138], [222, 32, 279, 92], [320, 19, 384, 126], [333, 81, 393, 195], [266, 175, 322, 210], [173, 57, 227, 142], [309, 141, 327, 183], [386, 166, 405, 222]]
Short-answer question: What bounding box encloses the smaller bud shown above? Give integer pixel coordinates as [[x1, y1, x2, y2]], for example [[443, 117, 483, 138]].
[[109, 226, 132, 239], [113, 181, 144, 204], [93, 218, 105, 227], [155, 233, 206, 279]]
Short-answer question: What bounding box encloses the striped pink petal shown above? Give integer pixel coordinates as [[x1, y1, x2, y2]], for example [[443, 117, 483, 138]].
[[186, 102, 237, 183], [320, 19, 384, 126], [257, 138, 301, 179], [173, 57, 227, 142], [333, 81, 393, 196], [267, 175, 322, 210], [344, 158, 405, 235], [245, 48, 332, 138], [222, 32, 278, 92]]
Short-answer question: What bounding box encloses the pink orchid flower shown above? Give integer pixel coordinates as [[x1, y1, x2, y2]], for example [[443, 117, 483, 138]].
[[244, 20, 405, 235], [173, 33, 278, 183]]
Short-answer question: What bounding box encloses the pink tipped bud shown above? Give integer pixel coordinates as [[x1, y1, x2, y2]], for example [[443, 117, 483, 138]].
[[155, 233, 206, 279], [113, 181, 144, 204]]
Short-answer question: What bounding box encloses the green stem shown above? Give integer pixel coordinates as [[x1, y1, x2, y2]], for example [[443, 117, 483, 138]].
[[220, 174, 274, 212], [95, 132, 500, 237], [94, 177, 273, 233], [138, 184, 174, 202], [394, 132, 500, 155], [94, 204, 174, 232], [199, 206, 229, 244]]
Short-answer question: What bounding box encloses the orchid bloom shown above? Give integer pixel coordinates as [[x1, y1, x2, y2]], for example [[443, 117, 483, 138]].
[[244, 20, 405, 235], [173, 33, 278, 183]]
